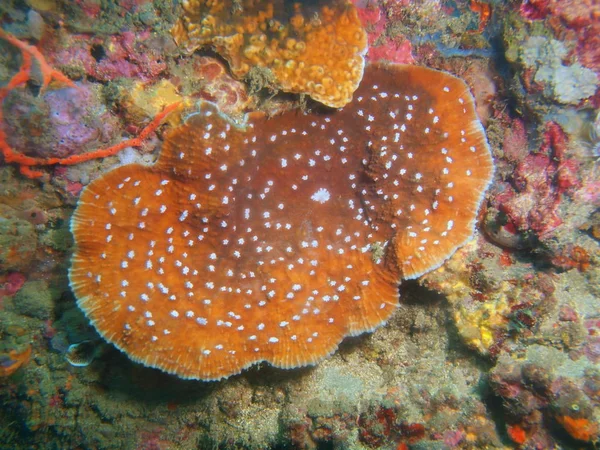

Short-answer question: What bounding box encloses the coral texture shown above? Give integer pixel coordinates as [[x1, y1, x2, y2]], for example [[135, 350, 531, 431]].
[[520, 36, 599, 105], [69, 64, 493, 380], [171, 0, 367, 107], [4, 83, 119, 159]]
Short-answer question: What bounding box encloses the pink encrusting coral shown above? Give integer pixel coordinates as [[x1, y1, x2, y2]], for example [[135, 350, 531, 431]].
[[0, 272, 26, 304], [50, 31, 168, 82], [4, 83, 119, 159], [490, 121, 580, 239], [69, 64, 494, 380], [520, 0, 600, 29], [355, 1, 415, 64]]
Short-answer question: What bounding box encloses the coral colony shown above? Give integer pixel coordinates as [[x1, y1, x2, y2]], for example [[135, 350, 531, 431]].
[[0, 1, 493, 382], [70, 64, 493, 380], [172, 0, 368, 107]]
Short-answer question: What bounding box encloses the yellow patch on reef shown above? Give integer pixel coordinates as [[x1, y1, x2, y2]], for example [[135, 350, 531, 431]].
[[26, 0, 58, 12], [131, 80, 183, 115], [452, 289, 511, 354], [423, 242, 515, 355], [127, 80, 189, 127], [172, 0, 367, 108]]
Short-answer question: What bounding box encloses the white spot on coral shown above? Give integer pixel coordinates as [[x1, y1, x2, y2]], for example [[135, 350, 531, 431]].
[[311, 188, 331, 204]]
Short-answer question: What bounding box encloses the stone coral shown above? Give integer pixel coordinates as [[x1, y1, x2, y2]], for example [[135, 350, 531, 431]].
[[171, 0, 367, 108], [69, 64, 493, 380]]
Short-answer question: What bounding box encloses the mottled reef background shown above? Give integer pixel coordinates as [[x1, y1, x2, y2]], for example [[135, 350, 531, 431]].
[[0, 0, 599, 449]]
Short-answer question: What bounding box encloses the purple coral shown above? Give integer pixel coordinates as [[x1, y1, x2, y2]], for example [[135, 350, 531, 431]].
[[3, 82, 119, 159], [50, 31, 168, 83]]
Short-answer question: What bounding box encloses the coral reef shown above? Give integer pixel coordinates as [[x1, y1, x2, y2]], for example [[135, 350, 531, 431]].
[[491, 345, 600, 445], [12, 280, 55, 320], [50, 31, 169, 83], [486, 121, 581, 242], [0, 29, 178, 178], [356, 2, 415, 64], [0, 0, 599, 448], [520, 36, 598, 105], [0, 216, 37, 271]]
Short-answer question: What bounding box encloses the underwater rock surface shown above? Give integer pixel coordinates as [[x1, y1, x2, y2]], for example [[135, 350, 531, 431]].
[[0, 0, 598, 448]]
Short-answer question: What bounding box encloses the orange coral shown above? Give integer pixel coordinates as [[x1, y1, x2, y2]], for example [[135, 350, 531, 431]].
[[0, 345, 32, 377], [556, 415, 599, 442], [0, 30, 179, 178], [172, 0, 367, 108], [469, 0, 492, 32], [69, 64, 493, 380], [506, 424, 527, 445], [551, 245, 591, 272]]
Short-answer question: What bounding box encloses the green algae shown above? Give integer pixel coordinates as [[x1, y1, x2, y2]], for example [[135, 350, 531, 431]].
[[39, 225, 73, 253], [11, 280, 54, 320], [0, 216, 37, 271]]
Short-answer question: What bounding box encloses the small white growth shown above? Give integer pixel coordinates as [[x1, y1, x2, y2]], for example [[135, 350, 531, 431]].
[[311, 188, 331, 204]]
